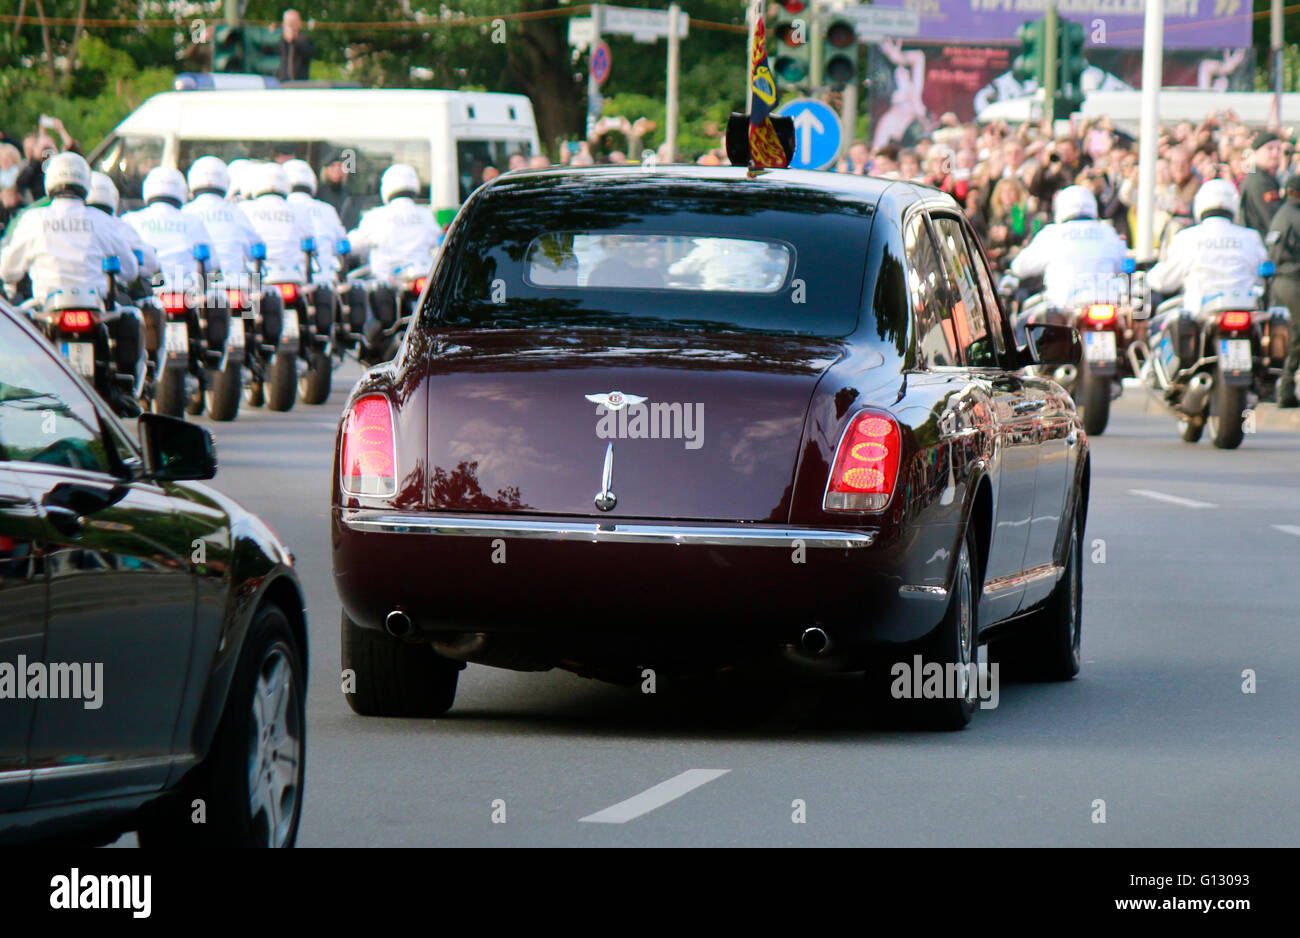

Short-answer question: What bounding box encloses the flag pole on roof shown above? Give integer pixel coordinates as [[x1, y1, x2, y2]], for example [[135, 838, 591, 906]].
[[728, 0, 795, 171]]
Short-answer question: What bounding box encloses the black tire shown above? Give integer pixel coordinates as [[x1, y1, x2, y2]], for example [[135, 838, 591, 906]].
[[1076, 367, 1111, 436], [136, 604, 305, 847], [1178, 416, 1204, 443], [266, 352, 297, 412], [205, 360, 242, 422], [155, 367, 186, 418], [991, 522, 1083, 682], [1207, 376, 1247, 450], [185, 372, 206, 416], [298, 349, 332, 405], [869, 526, 980, 730], [341, 611, 460, 717]]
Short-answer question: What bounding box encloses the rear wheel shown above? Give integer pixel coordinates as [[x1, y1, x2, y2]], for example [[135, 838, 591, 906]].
[[155, 367, 186, 418], [991, 522, 1082, 681], [136, 604, 304, 847], [266, 352, 297, 412], [205, 360, 242, 422], [1207, 377, 1247, 449], [1076, 367, 1111, 436], [341, 612, 460, 717], [298, 349, 332, 405]]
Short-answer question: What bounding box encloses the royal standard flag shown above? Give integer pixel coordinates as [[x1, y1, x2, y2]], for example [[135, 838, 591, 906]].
[[748, 11, 790, 169]]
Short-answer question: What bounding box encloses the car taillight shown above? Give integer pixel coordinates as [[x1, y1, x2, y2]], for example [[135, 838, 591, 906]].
[[413, 276, 428, 294], [226, 289, 246, 308], [824, 410, 902, 512], [1084, 304, 1116, 325], [58, 309, 95, 333], [341, 394, 397, 497], [1219, 310, 1252, 332], [277, 283, 299, 304], [159, 292, 187, 315]]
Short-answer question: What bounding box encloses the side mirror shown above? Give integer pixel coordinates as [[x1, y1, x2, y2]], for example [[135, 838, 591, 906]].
[[192, 243, 210, 263], [1122, 257, 1137, 275], [1259, 260, 1276, 278], [102, 255, 121, 274], [1025, 323, 1081, 367], [335, 238, 351, 255], [138, 413, 217, 481], [250, 242, 267, 261], [301, 237, 316, 253]]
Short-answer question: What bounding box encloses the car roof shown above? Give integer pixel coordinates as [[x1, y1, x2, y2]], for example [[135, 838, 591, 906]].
[[483, 164, 957, 215]]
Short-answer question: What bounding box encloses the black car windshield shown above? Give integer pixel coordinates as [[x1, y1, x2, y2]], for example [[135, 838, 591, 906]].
[[437, 174, 875, 337]]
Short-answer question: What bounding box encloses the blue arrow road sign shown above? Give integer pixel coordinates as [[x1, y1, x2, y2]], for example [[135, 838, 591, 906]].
[[775, 98, 843, 171]]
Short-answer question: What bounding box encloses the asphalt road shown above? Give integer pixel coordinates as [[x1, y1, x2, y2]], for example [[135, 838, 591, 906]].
[[119, 365, 1300, 847]]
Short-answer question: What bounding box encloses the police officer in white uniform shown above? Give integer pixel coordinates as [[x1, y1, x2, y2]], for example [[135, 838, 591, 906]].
[[283, 159, 346, 283], [346, 163, 442, 286], [1147, 179, 1268, 314], [1, 152, 139, 309], [183, 156, 264, 287], [122, 167, 218, 290], [86, 171, 160, 284], [239, 162, 315, 284], [1011, 185, 1129, 311]]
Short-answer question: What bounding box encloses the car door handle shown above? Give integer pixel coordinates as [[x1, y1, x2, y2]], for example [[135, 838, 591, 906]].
[[1013, 399, 1045, 414]]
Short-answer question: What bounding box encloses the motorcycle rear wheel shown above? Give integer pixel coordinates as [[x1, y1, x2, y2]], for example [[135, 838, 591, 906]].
[[1076, 367, 1111, 436], [206, 360, 242, 422], [155, 368, 187, 418], [1207, 378, 1247, 450], [266, 352, 298, 412], [298, 349, 332, 405]]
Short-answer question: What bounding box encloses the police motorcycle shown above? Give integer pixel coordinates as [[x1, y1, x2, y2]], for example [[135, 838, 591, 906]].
[[998, 265, 1139, 436], [329, 237, 370, 361], [357, 262, 429, 367], [245, 242, 300, 412], [1127, 260, 1289, 449], [297, 236, 337, 405]]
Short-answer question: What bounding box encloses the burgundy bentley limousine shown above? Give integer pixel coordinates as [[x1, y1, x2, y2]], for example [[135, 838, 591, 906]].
[[331, 166, 1089, 729]]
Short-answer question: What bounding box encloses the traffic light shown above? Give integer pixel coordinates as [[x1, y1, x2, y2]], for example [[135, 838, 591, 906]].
[[823, 18, 857, 88], [772, 0, 810, 89], [1012, 19, 1047, 85], [1056, 19, 1086, 114], [213, 24, 245, 73], [245, 25, 283, 78]]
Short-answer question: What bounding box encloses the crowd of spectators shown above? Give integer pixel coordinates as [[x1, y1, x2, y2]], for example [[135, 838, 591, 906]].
[[1, 116, 81, 231]]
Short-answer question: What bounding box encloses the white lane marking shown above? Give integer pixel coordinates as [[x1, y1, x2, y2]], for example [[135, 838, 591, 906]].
[[1128, 489, 1217, 509], [1272, 525, 1300, 538], [579, 769, 730, 824]]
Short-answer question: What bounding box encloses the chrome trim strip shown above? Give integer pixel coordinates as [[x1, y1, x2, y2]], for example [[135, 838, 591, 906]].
[[982, 563, 1063, 597], [0, 769, 31, 785], [20, 755, 193, 782], [899, 584, 948, 600], [341, 512, 875, 549]]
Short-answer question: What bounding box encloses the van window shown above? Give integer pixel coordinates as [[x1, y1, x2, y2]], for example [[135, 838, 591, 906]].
[[91, 134, 164, 205], [177, 138, 432, 229], [457, 140, 533, 200]]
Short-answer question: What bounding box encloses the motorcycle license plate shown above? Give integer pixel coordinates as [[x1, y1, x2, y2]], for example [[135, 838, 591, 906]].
[[60, 341, 95, 377], [228, 316, 245, 349], [1219, 338, 1251, 373], [164, 322, 188, 355], [281, 310, 300, 341], [1085, 331, 1117, 362]]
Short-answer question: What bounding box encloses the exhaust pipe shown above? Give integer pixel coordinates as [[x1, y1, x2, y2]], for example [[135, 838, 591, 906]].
[[1053, 364, 1078, 387], [1180, 373, 1214, 417], [800, 626, 831, 656], [384, 609, 413, 638]]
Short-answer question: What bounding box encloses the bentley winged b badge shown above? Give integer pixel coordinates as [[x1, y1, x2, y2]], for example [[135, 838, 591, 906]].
[[585, 390, 647, 411]]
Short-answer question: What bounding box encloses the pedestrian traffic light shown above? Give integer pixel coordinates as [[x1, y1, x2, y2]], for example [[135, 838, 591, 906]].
[[1012, 19, 1047, 85], [245, 25, 283, 78], [772, 0, 810, 89], [823, 18, 857, 88], [213, 24, 245, 73], [1056, 19, 1086, 114]]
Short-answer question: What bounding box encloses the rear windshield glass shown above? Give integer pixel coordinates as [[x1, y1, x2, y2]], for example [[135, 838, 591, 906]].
[[438, 175, 874, 337]]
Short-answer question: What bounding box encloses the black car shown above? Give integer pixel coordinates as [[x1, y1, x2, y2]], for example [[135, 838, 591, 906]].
[[0, 298, 307, 846], [333, 166, 1089, 730]]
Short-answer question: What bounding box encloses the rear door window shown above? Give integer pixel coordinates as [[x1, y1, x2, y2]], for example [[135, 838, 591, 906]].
[[904, 215, 959, 368], [931, 214, 998, 367]]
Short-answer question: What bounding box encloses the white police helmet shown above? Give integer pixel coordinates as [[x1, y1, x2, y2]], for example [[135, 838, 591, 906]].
[[1193, 178, 1240, 223], [283, 159, 317, 195], [187, 155, 230, 195], [142, 166, 189, 206], [1053, 185, 1098, 224], [87, 172, 120, 214], [226, 158, 254, 198], [380, 163, 420, 204], [43, 152, 92, 199], [252, 162, 291, 198]]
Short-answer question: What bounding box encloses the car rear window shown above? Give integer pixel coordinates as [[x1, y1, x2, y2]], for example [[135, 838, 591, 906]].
[[437, 176, 874, 337]]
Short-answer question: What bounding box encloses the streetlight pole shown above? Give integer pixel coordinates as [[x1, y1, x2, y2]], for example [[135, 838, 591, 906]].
[[666, 3, 680, 161], [1135, 0, 1164, 262]]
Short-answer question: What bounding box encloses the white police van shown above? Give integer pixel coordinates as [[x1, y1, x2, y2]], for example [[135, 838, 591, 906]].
[[88, 85, 540, 228]]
